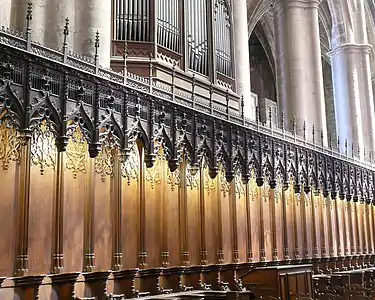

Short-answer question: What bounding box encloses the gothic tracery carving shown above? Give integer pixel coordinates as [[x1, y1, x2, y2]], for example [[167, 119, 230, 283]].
[[31, 120, 56, 175], [0, 117, 20, 170], [65, 125, 88, 179], [121, 143, 140, 185]]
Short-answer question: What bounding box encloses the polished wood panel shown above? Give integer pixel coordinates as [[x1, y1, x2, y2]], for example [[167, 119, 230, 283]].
[[1, 115, 375, 298]]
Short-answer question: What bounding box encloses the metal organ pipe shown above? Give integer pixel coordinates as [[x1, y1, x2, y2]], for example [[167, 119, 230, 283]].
[[113, 0, 150, 42], [186, 0, 208, 75], [157, 0, 180, 53], [214, 0, 232, 77]]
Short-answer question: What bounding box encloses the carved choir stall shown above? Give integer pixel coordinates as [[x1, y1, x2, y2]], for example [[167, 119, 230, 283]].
[[1, 4, 375, 300]]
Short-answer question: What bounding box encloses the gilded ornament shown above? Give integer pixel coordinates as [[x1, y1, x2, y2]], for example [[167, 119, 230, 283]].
[[204, 167, 215, 195], [186, 165, 199, 190], [0, 117, 20, 170], [95, 145, 115, 182], [121, 143, 139, 185], [31, 120, 56, 175], [234, 168, 245, 197], [167, 166, 181, 191], [219, 165, 230, 196], [145, 155, 162, 189], [65, 126, 88, 179]]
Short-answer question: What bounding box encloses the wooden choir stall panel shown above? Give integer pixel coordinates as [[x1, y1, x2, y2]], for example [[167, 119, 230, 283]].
[[241, 265, 313, 300]]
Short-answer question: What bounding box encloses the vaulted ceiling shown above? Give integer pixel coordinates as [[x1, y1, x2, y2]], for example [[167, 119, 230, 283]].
[[246, 0, 375, 79]]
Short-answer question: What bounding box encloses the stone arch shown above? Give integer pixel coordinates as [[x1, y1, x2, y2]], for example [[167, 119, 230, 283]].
[[325, 0, 354, 47]]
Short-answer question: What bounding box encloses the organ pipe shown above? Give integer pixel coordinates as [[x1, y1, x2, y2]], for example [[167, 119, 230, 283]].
[[157, 0, 180, 53], [113, 0, 150, 42], [112, 0, 234, 80], [186, 0, 209, 75], [214, 0, 232, 77]]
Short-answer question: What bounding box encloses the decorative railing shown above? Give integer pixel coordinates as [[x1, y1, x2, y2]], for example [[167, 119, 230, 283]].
[[0, 3, 375, 200]]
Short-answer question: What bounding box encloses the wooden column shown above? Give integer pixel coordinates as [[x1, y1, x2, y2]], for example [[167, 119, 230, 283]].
[[301, 192, 309, 260], [292, 192, 301, 260], [354, 200, 361, 267], [15, 134, 32, 276], [161, 159, 169, 267], [282, 186, 291, 261], [112, 152, 122, 270], [139, 146, 147, 268], [199, 165, 207, 265], [370, 203, 375, 257], [259, 184, 266, 263], [179, 162, 189, 266], [83, 158, 95, 271], [311, 192, 318, 259], [245, 180, 253, 262], [51, 151, 65, 273], [231, 179, 239, 263], [269, 185, 278, 261]]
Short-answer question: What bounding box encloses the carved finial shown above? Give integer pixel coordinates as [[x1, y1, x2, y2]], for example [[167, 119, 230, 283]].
[[94, 30, 100, 61], [345, 139, 348, 156], [312, 125, 315, 144], [62, 17, 69, 47], [226, 89, 230, 119], [329, 133, 332, 150], [62, 17, 69, 61], [268, 106, 272, 128], [241, 95, 244, 117], [95, 30, 100, 49], [303, 121, 306, 140], [320, 130, 324, 147], [337, 136, 340, 152], [26, 3, 32, 49], [292, 115, 296, 135], [281, 111, 285, 131], [256, 106, 260, 125], [26, 3, 32, 27]]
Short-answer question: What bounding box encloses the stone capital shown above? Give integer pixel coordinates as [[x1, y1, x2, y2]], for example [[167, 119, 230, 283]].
[[273, 0, 321, 10], [327, 43, 372, 57]]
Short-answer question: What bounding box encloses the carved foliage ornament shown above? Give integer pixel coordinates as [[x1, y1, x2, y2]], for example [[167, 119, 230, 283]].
[[167, 165, 181, 191], [65, 125, 88, 178], [145, 142, 164, 189], [0, 116, 20, 170], [31, 120, 56, 175], [121, 143, 140, 185], [234, 168, 245, 197], [220, 164, 230, 197], [95, 127, 119, 181], [186, 164, 199, 190]]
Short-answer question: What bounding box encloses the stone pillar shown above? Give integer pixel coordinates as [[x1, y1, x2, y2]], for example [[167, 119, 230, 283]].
[[0, 0, 11, 28], [273, 0, 327, 142], [11, 0, 46, 44], [329, 45, 363, 156], [44, 0, 75, 51], [328, 0, 375, 159], [74, 0, 111, 67], [357, 45, 375, 157], [232, 0, 253, 120], [354, 0, 375, 157]]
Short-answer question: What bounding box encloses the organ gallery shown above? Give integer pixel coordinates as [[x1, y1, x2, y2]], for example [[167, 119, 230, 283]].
[[1, 0, 375, 299]]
